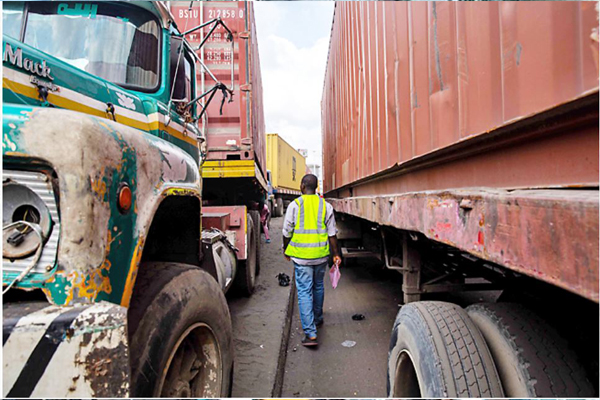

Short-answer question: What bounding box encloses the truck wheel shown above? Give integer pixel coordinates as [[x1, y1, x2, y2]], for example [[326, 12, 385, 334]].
[[275, 197, 284, 217], [233, 213, 257, 296], [387, 301, 503, 397], [249, 209, 261, 276], [466, 303, 594, 397], [128, 262, 233, 397]]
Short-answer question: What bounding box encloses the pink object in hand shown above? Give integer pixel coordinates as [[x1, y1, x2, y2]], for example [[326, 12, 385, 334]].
[[329, 262, 341, 289]]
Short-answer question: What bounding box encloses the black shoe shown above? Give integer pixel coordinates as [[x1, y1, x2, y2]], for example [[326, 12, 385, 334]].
[[301, 335, 318, 347], [315, 319, 324, 328]]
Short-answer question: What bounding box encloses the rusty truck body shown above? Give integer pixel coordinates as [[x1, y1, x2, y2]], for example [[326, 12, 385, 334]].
[[2, 1, 262, 396], [322, 1, 599, 397]]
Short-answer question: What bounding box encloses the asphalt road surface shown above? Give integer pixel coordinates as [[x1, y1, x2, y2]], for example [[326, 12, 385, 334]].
[[228, 216, 294, 397], [281, 258, 403, 397], [228, 217, 507, 398]]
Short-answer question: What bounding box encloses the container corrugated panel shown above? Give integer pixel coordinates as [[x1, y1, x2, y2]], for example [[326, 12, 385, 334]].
[[322, 1, 599, 194], [266, 133, 307, 192], [171, 1, 266, 176]]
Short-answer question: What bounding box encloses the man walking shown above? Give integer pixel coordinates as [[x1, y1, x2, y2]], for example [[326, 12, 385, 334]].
[[283, 174, 341, 347]]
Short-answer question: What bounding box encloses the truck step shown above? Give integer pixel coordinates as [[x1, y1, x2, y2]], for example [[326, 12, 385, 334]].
[[341, 247, 381, 260]]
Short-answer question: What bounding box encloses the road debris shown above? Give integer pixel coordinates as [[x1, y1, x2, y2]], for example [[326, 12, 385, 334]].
[[277, 272, 290, 286], [352, 313, 365, 321]]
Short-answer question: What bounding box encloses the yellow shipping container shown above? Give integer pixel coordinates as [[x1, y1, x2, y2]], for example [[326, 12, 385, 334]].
[[266, 133, 307, 192]]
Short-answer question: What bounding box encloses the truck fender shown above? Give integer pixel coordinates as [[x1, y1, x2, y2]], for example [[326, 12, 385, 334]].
[[4, 106, 202, 307]]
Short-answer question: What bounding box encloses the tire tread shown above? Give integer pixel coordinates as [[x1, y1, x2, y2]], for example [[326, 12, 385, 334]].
[[420, 301, 500, 397], [467, 303, 594, 397], [128, 262, 233, 397], [249, 209, 261, 276], [232, 214, 256, 296]]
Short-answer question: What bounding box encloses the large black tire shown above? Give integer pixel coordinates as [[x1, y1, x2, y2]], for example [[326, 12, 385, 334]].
[[232, 213, 256, 296], [274, 197, 284, 217], [249, 209, 261, 276], [466, 303, 595, 397], [128, 262, 233, 397], [387, 301, 504, 398]]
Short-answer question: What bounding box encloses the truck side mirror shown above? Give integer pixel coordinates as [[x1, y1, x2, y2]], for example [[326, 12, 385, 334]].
[[170, 36, 188, 102]]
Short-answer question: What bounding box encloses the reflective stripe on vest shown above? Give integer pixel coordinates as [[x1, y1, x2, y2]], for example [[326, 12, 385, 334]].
[[285, 195, 330, 259]]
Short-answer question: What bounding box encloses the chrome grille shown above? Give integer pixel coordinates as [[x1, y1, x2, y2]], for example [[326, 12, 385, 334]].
[[3, 170, 60, 275]]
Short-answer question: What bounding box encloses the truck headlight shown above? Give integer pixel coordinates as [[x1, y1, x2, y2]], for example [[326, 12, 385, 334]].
[[3, 182, 52, 259], [2, 170, 60, 280]]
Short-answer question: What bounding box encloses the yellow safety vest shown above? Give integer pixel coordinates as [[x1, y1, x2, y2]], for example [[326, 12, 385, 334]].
[[285, 195, 330, 259]]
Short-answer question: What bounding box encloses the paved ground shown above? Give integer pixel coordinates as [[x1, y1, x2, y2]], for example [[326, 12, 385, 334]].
[[281, 259, 403, 398], [227, 218, 511, 398], [228, 216, 294, 397]]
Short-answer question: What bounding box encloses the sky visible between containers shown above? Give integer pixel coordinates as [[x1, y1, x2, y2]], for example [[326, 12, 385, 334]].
[[254, 1, 335, 167]]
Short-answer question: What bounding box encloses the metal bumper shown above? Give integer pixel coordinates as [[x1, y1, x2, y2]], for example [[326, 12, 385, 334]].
[[3, 301, 129, 397]]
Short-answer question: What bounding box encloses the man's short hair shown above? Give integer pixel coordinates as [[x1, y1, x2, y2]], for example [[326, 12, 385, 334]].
[[301, 174, 318, 191]]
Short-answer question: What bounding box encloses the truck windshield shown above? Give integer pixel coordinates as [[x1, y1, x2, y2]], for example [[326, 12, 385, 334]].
[[23, 2, 160, 91]]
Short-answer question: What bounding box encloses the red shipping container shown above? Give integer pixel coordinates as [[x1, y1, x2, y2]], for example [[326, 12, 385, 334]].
[[171, 1, 266, 176], [322, 1, 599, 195], [322, 1, 599, 301]]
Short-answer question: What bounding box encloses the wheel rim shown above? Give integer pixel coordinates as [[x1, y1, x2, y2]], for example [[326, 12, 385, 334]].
[[158, 323, 222, 398], [393, 350, 421, 397]]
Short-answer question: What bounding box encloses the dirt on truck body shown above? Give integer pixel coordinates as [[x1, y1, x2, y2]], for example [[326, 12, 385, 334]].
[[322, 1, 598, 397]]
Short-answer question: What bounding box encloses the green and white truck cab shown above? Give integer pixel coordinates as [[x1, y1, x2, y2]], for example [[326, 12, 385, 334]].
[[2, 2, 243, 397]]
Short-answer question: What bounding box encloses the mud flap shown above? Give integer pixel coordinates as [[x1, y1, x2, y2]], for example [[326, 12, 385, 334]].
[[3, 301, 129, 397]]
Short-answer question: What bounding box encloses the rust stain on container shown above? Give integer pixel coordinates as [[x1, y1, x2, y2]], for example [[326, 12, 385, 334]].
[[329, 189, 599, 302]]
